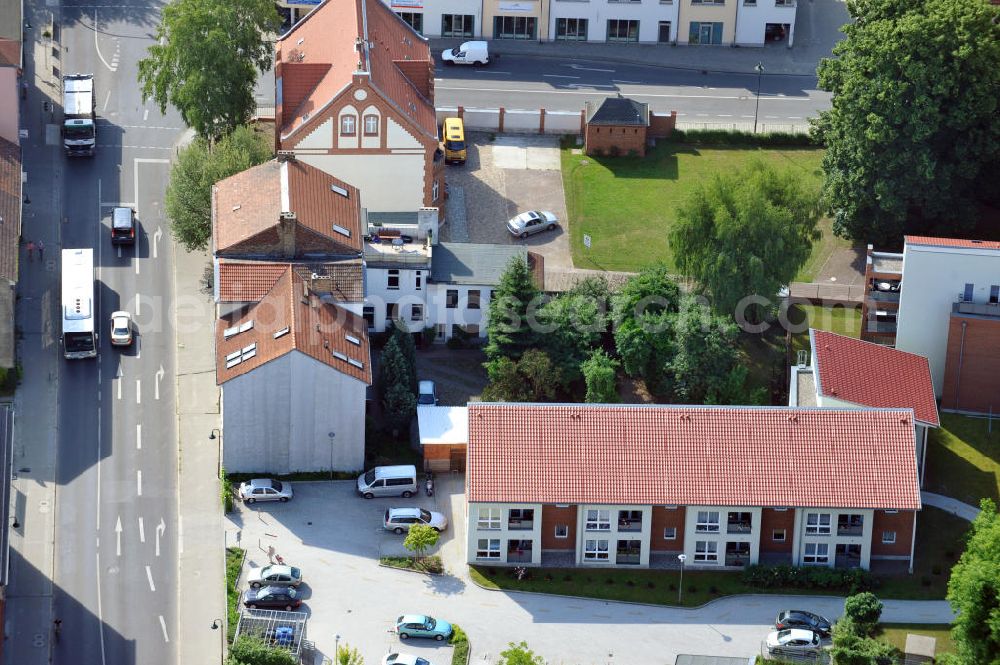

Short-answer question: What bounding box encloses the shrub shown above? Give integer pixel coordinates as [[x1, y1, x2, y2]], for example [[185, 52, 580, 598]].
[[646, 581, 655, 589], [608, 145, 621, 157], [450, 624, 470, 665], [843, 592, 883, 636], [563, 574, 573, 582], [931, 564, 942, 575], [741, 564, 875, 593], [220, 468, 234, 513], [227, 635, 298, 665], [627, 148, 640, 158], [667, 128, 818, 147]]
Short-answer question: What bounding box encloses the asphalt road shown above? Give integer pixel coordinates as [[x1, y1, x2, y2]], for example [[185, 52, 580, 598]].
[[44, 1, 182, 663], [434, 54, 830, 127]]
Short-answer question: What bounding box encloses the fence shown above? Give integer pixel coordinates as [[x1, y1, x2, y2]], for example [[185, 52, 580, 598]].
[[437, 106, 582, 135], [676, 120, 811, 134]]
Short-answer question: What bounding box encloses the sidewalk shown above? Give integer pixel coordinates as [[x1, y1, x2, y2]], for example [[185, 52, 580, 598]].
[[921, 491, 981, 522], [172, 237, 226, 664]]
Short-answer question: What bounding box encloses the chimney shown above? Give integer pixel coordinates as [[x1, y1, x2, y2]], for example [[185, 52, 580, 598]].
[[278, 212, 297, 258]]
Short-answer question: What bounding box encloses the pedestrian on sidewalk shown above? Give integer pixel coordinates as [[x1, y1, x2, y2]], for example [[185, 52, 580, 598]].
[[37, 241, 44, 261], [267, 545, 275, 563], [21, 80, 28, 101], [25, 240, 34, 261]]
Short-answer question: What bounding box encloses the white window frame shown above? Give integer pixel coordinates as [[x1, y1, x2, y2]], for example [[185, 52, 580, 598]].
[[554, 524, 569, 539], [663, 527, 677, 540], [882, 530, 896, 544], [694, 541, 718, 562], [476, 538, 500, 559], [476, 507, 501, 530], [585, 509, 611, 531], [432, 179, 440, 202], [805, 512, 832, 535], [363, 114, 379, 136], [340, 114, 356, 136], [803, 542, 830, 564], [410, 304, 423, 322], [695, 511, 720, 533], [772, 528, 786, 542], [583, 539, 610, 560]]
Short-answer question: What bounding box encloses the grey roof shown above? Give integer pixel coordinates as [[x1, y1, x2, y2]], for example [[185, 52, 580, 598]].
[[431, 242, 527, 285], [586, 96, 648, 126]]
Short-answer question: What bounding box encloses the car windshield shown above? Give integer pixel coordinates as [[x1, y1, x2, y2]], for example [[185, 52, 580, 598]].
[[290, 567, 301, 578], [425, 618, 436, 629], [777, 629, 792, 638], [64, 124, 94, 139], [364, 470, 376, 484], [269, 480, 283, 491], [417, 393, 434, 404], [450, 47, 461, 56], [416, 659, 430, 665], [445, 140, 465, 151], [420, 509, 432, 522], [113, 324, 128, 335]]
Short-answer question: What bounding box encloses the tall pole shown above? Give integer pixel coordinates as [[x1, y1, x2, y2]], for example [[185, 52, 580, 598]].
[[753, 62, 764, 134], [328, 432, 336, 480], [677, 554, 687, 604]]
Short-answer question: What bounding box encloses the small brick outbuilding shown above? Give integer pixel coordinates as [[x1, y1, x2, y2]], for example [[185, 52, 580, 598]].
[[584, 95, 676, 158]]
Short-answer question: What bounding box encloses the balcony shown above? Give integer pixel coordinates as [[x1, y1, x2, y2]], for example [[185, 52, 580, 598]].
[[618, 512, 643, 532], [727, 522, 752, 535], [837, 525, 864, 536], [953, 301, 1000, 318], [507, 518, 534, 531], [616, 541, 642, 565], [507, 540, 533, 563]]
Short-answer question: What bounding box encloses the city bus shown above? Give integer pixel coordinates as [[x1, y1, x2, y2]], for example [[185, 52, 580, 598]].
[[61, 248, 98, 359]]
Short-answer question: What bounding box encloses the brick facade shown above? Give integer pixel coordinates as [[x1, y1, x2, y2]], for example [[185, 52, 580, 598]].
[[541, 505, 577, 550], [941, 314, 1000, 414], [650, 507, 686, 551], [759, 508, 794, 553], [870, 510, 915, 558], [584, 111, 676, 158]]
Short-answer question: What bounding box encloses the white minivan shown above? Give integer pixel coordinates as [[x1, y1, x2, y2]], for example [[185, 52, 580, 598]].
[[357, 465, 418, 499], [441, 41, 489, 66]]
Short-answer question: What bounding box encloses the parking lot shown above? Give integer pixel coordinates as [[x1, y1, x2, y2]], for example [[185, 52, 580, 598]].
[[442, 134, 573, 271]]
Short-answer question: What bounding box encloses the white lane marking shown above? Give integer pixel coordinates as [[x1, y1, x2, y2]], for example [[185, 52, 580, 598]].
[[159, 615, 169, 642], [135, 256, 140, 275], [435, 84, 818, 101], [137, 469, 143, 496], [96, 122, 184, 130], [143, 109, 149, 121], [136, 379, 141, 403], [96, 404, 102, 531], [178, 516, 183, 554], [542, 74, 579, 80], [117, 377, 121, 400], [137, 335, 141, 359], [718, 114, 733, 117], [93, 9, 117, 72], [612, 79, 643, 84], [138, 517, 145, 543], [117, 245, 122, 259], [96, 552, 108, 665], [145, 565, 155, 592], [135, 293, 141, 316], [102, 89, 111, 111], [155, 365, 164, 400], [136, 423, 142, 449], [153, 226, 162, 259], [115, 515, 123, 556], [474, 70, 510, 75], [99, 202, 136, 208], [567, 64, 615, 73], [156, 518, 165, 557]]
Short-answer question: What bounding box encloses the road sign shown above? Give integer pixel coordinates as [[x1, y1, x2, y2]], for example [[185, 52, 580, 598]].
[[583, 234, 592, 249]]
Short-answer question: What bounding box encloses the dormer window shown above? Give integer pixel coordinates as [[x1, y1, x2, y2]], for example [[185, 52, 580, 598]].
[[340, 115, 357, 136], [364, 114, 379, 136]]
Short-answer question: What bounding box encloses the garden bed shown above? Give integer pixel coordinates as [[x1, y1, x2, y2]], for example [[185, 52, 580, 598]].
[[379, 555, 444, 575]]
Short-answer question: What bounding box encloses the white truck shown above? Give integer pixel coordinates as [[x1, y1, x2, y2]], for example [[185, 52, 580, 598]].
[[63, 74, 96, 157]]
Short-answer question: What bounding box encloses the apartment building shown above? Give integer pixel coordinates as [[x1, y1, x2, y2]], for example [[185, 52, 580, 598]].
[[465, 404, 921, 572]]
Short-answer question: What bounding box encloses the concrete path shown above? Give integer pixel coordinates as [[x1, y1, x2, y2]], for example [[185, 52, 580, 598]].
[[921, 492, 981, 522]]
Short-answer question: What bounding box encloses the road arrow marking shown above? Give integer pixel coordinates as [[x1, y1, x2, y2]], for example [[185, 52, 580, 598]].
[[153, 226, 162, 259], [115, 516, 123, 556], [155, 365, 164, 400], [156, 518, 165, 557], [138, 517, 145, 543], [566, 63, 615, 73]]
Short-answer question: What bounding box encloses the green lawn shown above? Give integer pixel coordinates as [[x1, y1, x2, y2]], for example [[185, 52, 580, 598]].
[[787, 303, 862, 355], [561, 142, 827, 273], [924, 413, 1000, 507], [225, 547, 245, 642], [878, 624, 955, 655]]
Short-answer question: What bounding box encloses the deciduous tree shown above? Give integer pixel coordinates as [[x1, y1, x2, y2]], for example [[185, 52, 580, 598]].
[[226, 635, 298, 665], [813, 0, 1000, 245], [498, 642, 546, 665], [138, 0, 280, 140], [946, 499, 1000, 665], [581, 349, 619, 403], [483, 349, 559, 402], [843, 592, 884, 636], [404, 524, 440, 563]]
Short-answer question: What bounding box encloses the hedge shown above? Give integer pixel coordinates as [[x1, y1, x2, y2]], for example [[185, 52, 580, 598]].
[[667, 128, 820, 148], [742, 564, 875, 593]]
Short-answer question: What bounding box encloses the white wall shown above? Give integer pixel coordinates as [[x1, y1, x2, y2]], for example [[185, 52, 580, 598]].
[[682, 506, 762, 568], [298, 152, 427, 212], [734, 0, 796, 46], [364, 266, 430, 333], [466, 503, 544, 566], [380, 0, 483, 38], [546, 1, 679, 43], [222, 352, 367, 473], [895, 243, 1000, 396], [576, 504, 653, 567], [791, 508, 873, 570], [426, 284, 493, 338]]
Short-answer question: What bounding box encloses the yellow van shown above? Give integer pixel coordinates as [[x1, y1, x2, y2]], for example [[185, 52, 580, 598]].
[[443, 117, 466, 164]]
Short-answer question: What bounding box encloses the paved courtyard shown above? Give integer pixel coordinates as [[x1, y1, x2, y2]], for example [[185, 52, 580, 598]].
[[225, 478, 954, 665]]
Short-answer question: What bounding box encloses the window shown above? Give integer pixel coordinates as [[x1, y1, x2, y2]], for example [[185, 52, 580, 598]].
[[340, 115, 356, 136], [554, 524, 569, 539], [387, 303, 398, 321], [657, 21, 671, 43], [477, 507, 501, 529], [442, 14, 475, 38], [555, 18, 588, 41], [410, 304, 423, 322], [362, 305, 375, 330], [727, 511, 752, 534], [837, 514, 864, 536], [803, 543, 830, 564], [991, 285, 999, 304], [415, 271, 422, 290], [963, 283, 974, 302], [363, 114, 379, 136], [508, 508, 534, 529], [606, 19, 639, 43], [432, 179, 440, 202], [468, 290, 481, 310], [616, 539, 642, 564], [394, 11, 423, 34], [387, 269, 400, 290], [618, 510, 642, 530], [585, 509, 611, 531], [695, 511, 720, 533], [805, 513, 832, 535], [772, 529, 786, 542], [584, 539, 610, 560], [476, 538, 500, 559], [694, 541, 718, 562], [882, 531, 896, 544], [688, 21, 724, 45], [446, 289, 459, 309], [663, 527, 677, 540], [493, 16, 537, 40]]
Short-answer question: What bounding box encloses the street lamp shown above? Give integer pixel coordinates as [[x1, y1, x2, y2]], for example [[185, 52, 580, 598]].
[[334, 633, 341, 662], [210, 429, 222, 478], [753, 62, 765, 134], [211, 618, 225, 660], [328, 432, 336, 480], [677, 554, 687, 604]]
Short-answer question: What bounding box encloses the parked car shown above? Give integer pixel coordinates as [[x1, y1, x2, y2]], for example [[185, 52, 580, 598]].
[[242, 585, 301, 611], [357, 465, 418, 499], [393, 615, 453, 641], [506, 210, 558, 238], [775, 610, 832, 637], [382, 654, 434, 665], [111, 206, 136, 245], [238, 478, 293, 503], [247, 564, 303, 589], [417, 380, 437, 406], [765, 628, 823, 657], [384, 507, 448, 534], [110, 311, 133, 346], [441, 40, 489, 66]]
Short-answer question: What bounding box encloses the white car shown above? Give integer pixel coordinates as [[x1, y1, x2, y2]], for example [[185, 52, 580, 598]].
[[247, 564, 303, 588], [238, 478, 293, 503], [110, 311, 133, 346], [384, 507, 448, 534], [441, 40, 488, 66], [417, 380, 437, 406], [506, 210, 559, 238], [383, 653, 434, 665], [766, 628, 823, 657]]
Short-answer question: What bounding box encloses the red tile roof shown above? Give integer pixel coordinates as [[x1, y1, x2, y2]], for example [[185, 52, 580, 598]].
[[466, 404, 921, 510], [0, 137, 21, 283], [217, 259, 364, 303], [905, 236, 1000, 251], [213, 158, 362, 256], [217, 261, 289, 302], [275, 0, 436, 141], [811, 329, 939, 426], [216, 266, 370, 385]]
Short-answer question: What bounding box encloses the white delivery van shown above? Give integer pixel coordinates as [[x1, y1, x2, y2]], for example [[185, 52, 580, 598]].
[[357, 465, 418, 499], [441, 41, 489, 66]]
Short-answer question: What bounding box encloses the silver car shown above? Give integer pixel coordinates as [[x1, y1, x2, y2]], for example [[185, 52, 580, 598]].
[[506, 210, 558, 238], [238, 478, 293, 503], [765, 628, 824, 657], [384, 507, 448, 534], [247, 564, 303, 588]]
